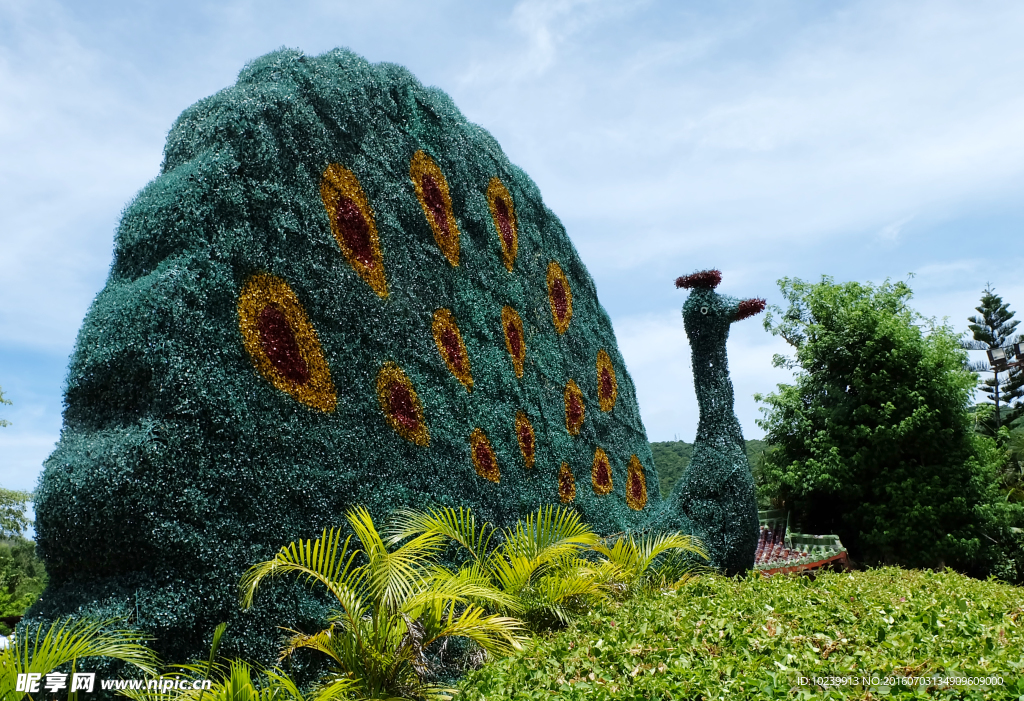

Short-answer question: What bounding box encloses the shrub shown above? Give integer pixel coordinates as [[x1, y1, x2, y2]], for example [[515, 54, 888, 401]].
[[460, 567, 1024, 700], [756, 277, 1006, 569]]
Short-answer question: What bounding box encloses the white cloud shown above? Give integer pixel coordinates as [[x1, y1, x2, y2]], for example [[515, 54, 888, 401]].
[[3, 0, 1024, 491], [878, 216, 913, 244]]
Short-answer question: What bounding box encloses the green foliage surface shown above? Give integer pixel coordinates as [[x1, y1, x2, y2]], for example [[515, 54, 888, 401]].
[[0, 538, 47, 634], [30, 48, 658, 666], [459, 568, 1024, 700], [651, 439, 765, 498], [756, 277, 1012, 569]]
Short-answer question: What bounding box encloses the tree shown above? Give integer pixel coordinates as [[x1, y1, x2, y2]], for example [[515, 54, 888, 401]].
[[966, 285, 1023, 431], [755, 276, 1003, 569], [0, 489, 32, 540]]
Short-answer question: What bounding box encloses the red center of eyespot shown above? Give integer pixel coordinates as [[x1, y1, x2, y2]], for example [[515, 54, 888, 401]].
[[518, 424, 534, 456], [495, 196, 514, 250], [551, 278, 568, 319], [629, 474, 643, 499], [334, 197, 374, 268], [441, 326, 465, 373], [475, 442, 495, 473], [567, 392, 583, 425], [506, 321, 523, 359], [387, 382, 419, 430], [600, 367, 613, 399], [257, 305, 310, 385], [595, 458, 610, 486], [421, 174, 450, 236], [560, 470, 573, 492]]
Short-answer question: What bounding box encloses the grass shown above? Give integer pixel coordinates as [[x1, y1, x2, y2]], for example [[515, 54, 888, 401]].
[[458, 567, 1024, 700]]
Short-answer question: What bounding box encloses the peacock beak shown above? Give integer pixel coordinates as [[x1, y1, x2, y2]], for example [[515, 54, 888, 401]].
[[733, 298, 766, 322]]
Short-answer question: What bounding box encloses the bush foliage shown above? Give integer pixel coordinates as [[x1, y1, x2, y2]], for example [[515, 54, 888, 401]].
[[755, 277, 1011, 569], [0, 538, 47, 635], [459, 568, 1024, 700]]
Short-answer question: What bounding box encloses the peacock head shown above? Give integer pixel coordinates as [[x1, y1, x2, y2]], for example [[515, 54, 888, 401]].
[[675, 269, 765, 342]]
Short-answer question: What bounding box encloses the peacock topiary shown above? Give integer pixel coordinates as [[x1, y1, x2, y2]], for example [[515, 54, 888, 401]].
[[654, 270, 764, 575], [29, 47, 661, 665]]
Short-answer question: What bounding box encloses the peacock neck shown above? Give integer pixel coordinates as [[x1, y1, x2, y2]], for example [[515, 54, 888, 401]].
[[690, 331, 745, 452]]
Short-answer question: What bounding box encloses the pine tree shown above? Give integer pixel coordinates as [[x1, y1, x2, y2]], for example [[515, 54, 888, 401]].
[[966, 285, 1022, 431]]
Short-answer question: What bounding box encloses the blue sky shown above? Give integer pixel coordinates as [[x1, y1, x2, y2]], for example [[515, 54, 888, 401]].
[[2, 0, 1023, 493]]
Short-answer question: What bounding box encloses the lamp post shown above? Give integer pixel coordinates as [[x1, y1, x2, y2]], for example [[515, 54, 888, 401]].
[[987, 343, 1024, 372]]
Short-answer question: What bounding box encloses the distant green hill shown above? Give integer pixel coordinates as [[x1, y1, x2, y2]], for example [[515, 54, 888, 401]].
[[650, 439, 766, 497]]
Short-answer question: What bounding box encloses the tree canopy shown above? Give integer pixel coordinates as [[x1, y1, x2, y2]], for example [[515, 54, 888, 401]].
[[755, 276, 1004, 569], [0, 489, 32, 540], [0, 384, 30, 539]]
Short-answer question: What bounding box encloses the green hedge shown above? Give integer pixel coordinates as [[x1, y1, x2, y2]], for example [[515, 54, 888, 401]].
[[461, 568, 1024, 700]]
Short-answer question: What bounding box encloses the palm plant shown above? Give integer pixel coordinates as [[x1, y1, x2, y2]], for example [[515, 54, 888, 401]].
[[239, 505, 526, 701], [117, 658, 307, 701], [115, 623, 312, 701], [392, 505, 707, 628], [590, 531, 709, 596], [1, 617, 159, 701], [391, 505, 605, 628]]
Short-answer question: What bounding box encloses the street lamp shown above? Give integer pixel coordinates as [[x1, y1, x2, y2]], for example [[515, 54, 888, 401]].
[[987, 343, 1024, 371], [988, 347, 1008, 372]]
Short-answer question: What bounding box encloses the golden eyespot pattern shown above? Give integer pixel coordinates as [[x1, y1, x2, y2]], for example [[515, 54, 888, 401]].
[[432, 308, 473, 391], [238, 273, 336, 412], [376, 362, 429, 446], [564, 379, 585, 436], [546, 261, 573, 334], [487, 177, 518, 271], [502, 306, 526, 379], [558, 462, 576, 503], [596, 349, 618, 412], [320, 164, 388, 298], [626, 455, 648, 510], [410, 150, 460, 266], [591, 447, 613, 496], [515, 411, 536, 469], [470, 428, 500, 483]]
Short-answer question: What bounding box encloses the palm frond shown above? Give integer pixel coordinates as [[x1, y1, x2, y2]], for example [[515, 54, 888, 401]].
[[406, 565, 522, 614], [347, 506, 445, 614], [1, 617, 159, 701], [239, 527, 364, 623], [533, 570, 608, 606], [592, 531, 708, 593], [503, 506, 598, 562], [486, 552, 544, 596], [304, 675, 364, 701], [419, 605, 527, 655], [388, 507, 496, 564]]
